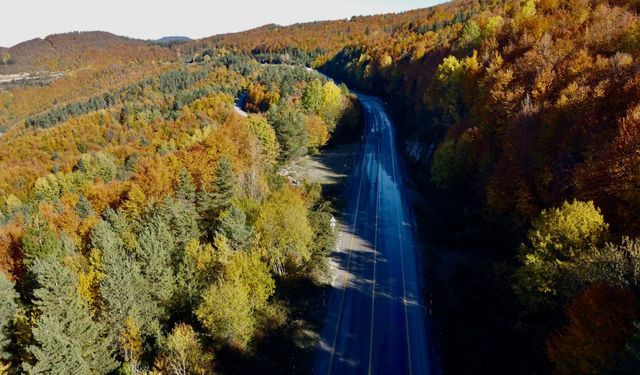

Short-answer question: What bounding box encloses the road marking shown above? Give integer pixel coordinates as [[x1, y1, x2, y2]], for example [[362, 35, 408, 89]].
[[367, 105, 381, 375], [326, 98, 371, 375], [383, 101, 414, 375]]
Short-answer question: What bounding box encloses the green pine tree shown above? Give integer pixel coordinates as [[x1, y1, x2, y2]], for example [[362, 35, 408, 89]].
[[211, 156, 236, 213], [159, 198, 200, 250], [136, 215, 176, 307], [198, 156, 236, 237], [176, 168, 196, 206], [24, 259, 118, 375], [90, 219, 124, 255], [0, 273, 18, 363], [75, 194, 95, 219], [21, 214, 62, 266], [215, 204, 254, 251], [100, 242, 161, 339], [268, 103, 308, 161], [93, 219, 161, 338]]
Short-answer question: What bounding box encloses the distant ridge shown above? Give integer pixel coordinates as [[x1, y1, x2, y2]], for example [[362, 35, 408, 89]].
[[154, 36, 192, 44], [0, 31, 175, 74]]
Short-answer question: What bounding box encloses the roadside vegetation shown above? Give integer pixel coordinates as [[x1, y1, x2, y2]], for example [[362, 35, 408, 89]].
[[0, 50, 361, 374], [183, 0, 640, 373], [3, 0, 640, 373]]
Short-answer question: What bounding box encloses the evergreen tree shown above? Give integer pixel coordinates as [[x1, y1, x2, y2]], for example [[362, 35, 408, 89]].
[[136, 215, 176, 307], [94, 220, 160, 338], [198, 156, 236, 236], [100, 209, 138, 252], [0, 273, 17, 364], [215, 204, 254, 251], [268, 103, 308, 160], [159, 198, 200, 251], [21, 214, 62, 266], [75, 194, 95, 219], [176, 168, 196, 206], [212, 156, 236, 213], [100, 244, 160, 339], [24, 259, 118, 375], [90, 220, 124, 256]]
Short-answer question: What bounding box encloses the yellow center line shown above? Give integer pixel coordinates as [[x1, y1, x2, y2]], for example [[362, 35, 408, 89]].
[[326, 102, 371, 375], [384, 101, 414, 375]]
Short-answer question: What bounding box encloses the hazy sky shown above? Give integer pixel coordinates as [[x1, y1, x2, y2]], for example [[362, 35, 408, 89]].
[[1, 0, 446, 47]]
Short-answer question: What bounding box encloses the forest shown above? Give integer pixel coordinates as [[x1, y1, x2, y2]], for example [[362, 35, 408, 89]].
[[0, 49, 361, 373], [179, 0, 640, 373], [2, 0, 640, 373]]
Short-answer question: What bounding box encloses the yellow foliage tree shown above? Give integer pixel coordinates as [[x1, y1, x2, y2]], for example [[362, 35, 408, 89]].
[[255, 187, 314, 275]]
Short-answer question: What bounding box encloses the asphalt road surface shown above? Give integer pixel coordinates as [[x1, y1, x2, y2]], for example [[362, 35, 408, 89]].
[[315, 95, 432, 375]]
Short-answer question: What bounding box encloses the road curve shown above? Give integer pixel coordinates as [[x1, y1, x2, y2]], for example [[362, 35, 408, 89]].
[[314, 94, 432, 375]]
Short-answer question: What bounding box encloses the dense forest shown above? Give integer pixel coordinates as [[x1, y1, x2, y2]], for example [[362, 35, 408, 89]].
[[0, 49, 362, 373], [180, 0, 640, 373], [3, 0, 640, 373]]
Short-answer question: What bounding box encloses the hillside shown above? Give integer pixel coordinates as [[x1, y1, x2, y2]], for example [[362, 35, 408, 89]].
[[0, 32, 179, 131], [183, 0, 640, 373], [0, 31, 173, 74], [2, 0, 640, 373], [0, 47, 362, 374]]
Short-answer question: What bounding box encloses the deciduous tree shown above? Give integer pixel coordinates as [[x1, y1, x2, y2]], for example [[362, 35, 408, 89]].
[[546, 284, 638, 375]]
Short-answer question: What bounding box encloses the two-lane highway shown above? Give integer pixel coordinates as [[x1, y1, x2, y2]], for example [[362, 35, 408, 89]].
[[315, 95, 432, 374]]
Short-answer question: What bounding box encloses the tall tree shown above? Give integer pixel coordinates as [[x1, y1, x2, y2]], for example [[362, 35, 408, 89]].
[[175, 168, 196, 207], [546, 284, 638, 375], [100, 243, 160, 339], [0, 273, 17, 369], [94, 220, 161, 340], [173, 240, 218, 316], [24, 259, 118, 375], [75, 194, 95, 219], [256, 188, 313, 275], [215, 204, 254, 251], [196, 276, 254, 349], [198, 156, 236, 236], [159, 198, 201, 251], [514, 200, 609, 310], [136, 215, 176, 308], [301, 79, 323, 115], [268, 103, 308, 161], [21, 214, 62, 266]]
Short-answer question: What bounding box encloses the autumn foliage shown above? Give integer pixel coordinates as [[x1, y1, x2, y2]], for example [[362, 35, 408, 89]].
[[546, 284, 639, 374]]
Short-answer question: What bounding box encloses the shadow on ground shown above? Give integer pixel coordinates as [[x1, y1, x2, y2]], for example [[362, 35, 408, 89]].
[[215, 277, 331, 375], [215, 141, 360, 375]]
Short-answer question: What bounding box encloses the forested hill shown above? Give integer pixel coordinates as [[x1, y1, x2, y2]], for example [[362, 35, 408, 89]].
[[184, 0, 640, 373], [181, 1, 477, 63], [0, 50, 362, 374], [0, 31, 174, 74], [0, 32, 179, 131], [3, 0, 640, 373]]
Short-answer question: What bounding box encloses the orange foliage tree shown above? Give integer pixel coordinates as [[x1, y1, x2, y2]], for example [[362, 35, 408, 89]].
[[546, 283, 639, 375]]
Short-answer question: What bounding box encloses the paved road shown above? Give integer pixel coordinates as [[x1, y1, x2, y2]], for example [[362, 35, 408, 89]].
[[234, 91, 248, 117], [315, 95, 432, 375]]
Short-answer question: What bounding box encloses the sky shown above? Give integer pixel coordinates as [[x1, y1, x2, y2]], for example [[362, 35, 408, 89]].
[[0, 0, 446, 47]]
